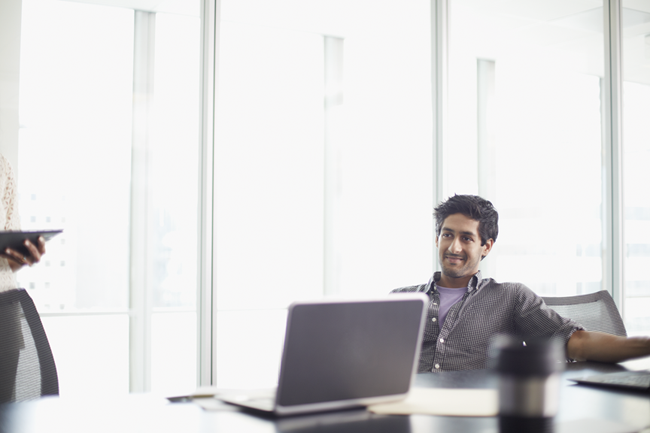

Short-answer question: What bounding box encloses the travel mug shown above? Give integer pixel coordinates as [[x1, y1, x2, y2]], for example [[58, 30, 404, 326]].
[[489, 335, 565, 433]]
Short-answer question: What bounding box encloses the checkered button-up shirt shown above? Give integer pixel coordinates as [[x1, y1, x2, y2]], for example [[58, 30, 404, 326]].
[[391, 271, 582, 373]]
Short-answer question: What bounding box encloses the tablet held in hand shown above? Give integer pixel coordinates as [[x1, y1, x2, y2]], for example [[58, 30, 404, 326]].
[[0, 230, 63, 255]]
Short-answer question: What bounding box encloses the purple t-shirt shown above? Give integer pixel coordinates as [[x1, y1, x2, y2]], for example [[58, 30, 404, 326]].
[[437, 285, 468, 327]]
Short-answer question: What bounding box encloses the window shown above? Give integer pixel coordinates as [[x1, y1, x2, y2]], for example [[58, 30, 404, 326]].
[[448, 0, 605, 296], [15, 0, 646, 394], [447, 0, 650, 335], [18, 0, 200, 395], [622, 0, 650, 336], [17, 0, 433, 394], [214, 21, 326, 388], [214, 0, 433, 387], [19, 0, 134, 395]]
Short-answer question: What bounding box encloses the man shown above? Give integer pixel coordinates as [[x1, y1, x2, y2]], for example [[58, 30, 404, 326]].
[[392, 194, 650, 373]]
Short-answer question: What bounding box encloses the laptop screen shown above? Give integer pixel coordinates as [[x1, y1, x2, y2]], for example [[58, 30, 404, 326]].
[[277, 297, 426, 407]]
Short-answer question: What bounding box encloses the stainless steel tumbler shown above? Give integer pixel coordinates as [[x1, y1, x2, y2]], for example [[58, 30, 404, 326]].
[[489, 335, 565, 433]]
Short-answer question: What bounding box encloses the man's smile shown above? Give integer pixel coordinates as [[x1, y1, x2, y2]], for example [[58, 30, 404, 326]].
[[445, 254, 465, 263]]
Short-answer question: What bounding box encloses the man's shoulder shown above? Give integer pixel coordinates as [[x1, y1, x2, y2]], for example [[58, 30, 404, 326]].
[[478, 278, 542, 305], [479, 277, 530, 291], [390, 283, 428, 294]]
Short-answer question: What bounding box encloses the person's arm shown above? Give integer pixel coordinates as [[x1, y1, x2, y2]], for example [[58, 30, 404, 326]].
[[567, 330, 650, 362], [0, 155, 46, 272]]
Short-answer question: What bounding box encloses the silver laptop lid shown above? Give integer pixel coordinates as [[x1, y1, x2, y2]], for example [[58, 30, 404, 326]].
[[274, 293, 428, 415]]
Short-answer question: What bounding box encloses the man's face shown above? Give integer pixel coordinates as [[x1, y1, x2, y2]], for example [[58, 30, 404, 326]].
[[435, 213, 494, 287]]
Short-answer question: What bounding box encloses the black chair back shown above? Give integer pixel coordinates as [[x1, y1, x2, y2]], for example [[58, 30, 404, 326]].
[[0, 288, 58, 403]]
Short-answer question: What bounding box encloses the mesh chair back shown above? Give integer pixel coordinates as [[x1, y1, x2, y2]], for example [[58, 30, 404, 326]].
[[0, 288, 58, 403], [543, 290, 627, 337]]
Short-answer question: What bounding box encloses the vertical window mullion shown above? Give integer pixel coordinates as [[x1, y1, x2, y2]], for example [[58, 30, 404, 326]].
[[603, 0, 624, 311], [476, 58, 497, 280], [198, 0, 218, 387], [432, 0, 448, 270], [323, 36, 343, 297], [129, 10, 156, 393]]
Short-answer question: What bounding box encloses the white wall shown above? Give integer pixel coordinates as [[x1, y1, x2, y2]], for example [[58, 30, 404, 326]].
[[0, 0, 21, 171]]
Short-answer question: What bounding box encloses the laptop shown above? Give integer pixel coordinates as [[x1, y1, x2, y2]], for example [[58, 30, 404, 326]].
[[218, 293, 428, 416], [570, 370, 650, 391]]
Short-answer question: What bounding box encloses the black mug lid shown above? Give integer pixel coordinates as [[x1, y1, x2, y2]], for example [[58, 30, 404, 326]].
[[488, 334, 565, 376]]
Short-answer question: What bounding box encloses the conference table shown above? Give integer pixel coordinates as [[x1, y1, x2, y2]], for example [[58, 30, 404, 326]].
[[2, 361, 650, 433]]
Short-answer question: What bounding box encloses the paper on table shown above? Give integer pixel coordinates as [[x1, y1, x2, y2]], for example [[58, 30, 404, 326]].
[[368, 387, 498, 417]]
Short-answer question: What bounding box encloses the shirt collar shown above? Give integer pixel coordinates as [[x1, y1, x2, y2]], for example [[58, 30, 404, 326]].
[[427, 271, 483, 293]]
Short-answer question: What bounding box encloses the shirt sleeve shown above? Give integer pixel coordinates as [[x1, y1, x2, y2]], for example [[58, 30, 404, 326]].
[[512, 284, 583, 361]]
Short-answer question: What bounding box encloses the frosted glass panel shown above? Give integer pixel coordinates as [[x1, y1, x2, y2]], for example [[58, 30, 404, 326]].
[[214, 1, 434, 386], [42, 315, 129, 396], [332, 0, 433, 295], [448, 0, 605, 296], [216, 310, 287, 389], [622, 0, 650, 336], [215, 22, 325, 311], [149, 12, 200, 309], [151, 312, 197, 395], [19, 0, 202, 396], [18, 0, 133, 311]]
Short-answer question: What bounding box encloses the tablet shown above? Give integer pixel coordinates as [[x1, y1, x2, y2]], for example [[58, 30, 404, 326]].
[[0, 230, 63, 255]]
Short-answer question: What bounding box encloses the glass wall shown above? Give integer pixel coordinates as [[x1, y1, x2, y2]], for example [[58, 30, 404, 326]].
[[622, 0, 650, 336], [18, 0, 200, 395], [448, 0, 650, 336], [16, 0, 649, 395], [18, 0, 134, 395], [214, 21, 326, 389], [16, 0, 433, 395], [214, 0, 433, 388], [448, 0, 605, 297], [18, 0, 433, 394], [147, 11, 200, 394]]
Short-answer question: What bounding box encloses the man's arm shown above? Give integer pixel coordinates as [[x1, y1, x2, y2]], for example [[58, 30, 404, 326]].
[[567, 330, 650, 362]]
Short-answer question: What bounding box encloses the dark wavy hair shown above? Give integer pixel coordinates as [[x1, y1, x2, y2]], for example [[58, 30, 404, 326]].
[[434, 194, 499, 246]]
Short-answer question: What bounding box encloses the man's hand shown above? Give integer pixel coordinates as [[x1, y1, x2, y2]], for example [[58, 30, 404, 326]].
[[1, 236, 46, 272], [568, 330, 650, 363]]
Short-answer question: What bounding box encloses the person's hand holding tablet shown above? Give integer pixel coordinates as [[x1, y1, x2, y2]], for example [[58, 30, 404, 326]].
[[0, 230, 62, 272], [2, 236, 46, 272]]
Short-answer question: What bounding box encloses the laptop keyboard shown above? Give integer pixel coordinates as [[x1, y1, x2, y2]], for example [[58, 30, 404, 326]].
[[579, 372, 650, 389]]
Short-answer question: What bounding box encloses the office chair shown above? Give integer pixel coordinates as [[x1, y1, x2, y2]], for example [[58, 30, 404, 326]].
[[542, 290, 627, 337], [0, 288, 58, 403]]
